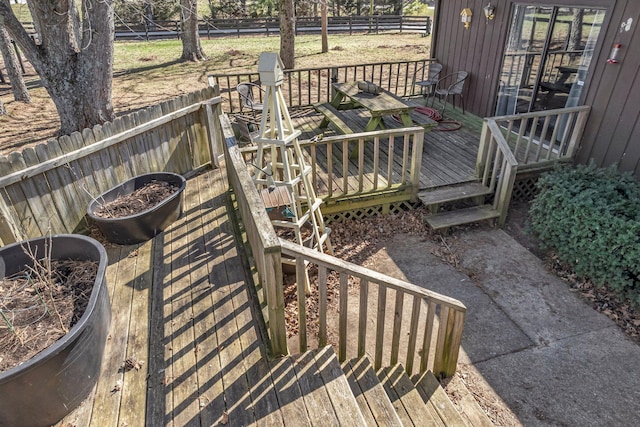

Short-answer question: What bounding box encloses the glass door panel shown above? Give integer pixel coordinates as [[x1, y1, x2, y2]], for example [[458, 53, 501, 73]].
[[534, 8, 606, 111], [496, 5, 552, 116], [496, 5, 606, 116]]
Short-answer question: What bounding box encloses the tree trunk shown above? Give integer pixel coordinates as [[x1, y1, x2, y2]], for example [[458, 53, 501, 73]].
[[180, 0, 206, 61], [0, 24, 30, 102], [569, 9, 583, 52], [0, 96, 6, 116], [0, 0, 115, 136], [321, 0, 328, 53], [393, 0, 403, 15], [279, 0, 295, 69]]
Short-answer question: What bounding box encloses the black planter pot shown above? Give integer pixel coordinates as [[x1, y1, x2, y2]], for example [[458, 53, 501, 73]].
[[0, 235, 110, 427], [87, 172, 186, 245]]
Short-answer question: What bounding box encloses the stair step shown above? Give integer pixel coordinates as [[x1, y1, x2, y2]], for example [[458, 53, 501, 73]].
[[418, 182, 492, 206], [425, 205, 500, 230], [434, 373, 495, 427], [274, 346, 367, 426], [342, 357, 403, 427], [413, 371, 469, 427], [378, 365, 443, 426]]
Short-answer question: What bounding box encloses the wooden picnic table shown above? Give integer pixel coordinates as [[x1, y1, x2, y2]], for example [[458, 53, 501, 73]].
[[329, 81, 416, 131]]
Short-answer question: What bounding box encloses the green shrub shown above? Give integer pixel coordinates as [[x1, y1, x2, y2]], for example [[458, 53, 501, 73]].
[[529, 163, 640, 304]]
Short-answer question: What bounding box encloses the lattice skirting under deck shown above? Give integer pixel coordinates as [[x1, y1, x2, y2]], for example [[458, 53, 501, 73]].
[[324, 200, 422, 223]]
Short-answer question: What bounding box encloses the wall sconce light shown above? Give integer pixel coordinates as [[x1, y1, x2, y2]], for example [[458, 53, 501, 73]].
[[483, 3, 496, 21], [460, 8, 473, 29]]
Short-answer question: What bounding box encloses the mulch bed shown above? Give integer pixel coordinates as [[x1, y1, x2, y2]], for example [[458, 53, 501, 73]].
[[92, 181, 179, 219], [0, 259, 98, 373]]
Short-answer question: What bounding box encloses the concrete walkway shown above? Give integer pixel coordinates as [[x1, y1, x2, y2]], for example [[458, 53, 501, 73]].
[[371, 228, 640, 426]]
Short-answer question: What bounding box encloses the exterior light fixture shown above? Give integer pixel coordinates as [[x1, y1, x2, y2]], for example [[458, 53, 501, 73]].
[[483, 3, 496, 20], [460, 8, 472, 29]]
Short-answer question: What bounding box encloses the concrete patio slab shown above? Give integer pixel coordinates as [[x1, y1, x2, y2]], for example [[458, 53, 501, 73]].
[[372, 227, 640, 426]]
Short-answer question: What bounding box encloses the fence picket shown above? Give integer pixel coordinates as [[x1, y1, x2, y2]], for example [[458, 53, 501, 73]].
[[6, 152, 48, 238], [35, 139, 89, 233], [21, 147, 68, 235]]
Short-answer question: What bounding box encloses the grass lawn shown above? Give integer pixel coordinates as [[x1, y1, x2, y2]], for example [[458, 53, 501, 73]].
[[0, 33, 430, 153]]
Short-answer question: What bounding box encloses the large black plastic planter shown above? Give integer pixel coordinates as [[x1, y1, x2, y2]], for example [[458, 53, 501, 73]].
[[0, 234, 110, 427], [88, 172, 186, 245]]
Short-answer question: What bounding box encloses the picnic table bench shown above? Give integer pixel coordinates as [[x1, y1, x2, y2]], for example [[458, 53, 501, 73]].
[[313, 102, 356, 134]]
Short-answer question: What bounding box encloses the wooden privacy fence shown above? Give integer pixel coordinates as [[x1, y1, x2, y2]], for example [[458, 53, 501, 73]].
[[476, 105, 591, 224], [209, 59, 437, 113], [221, 115, 465, 378], [0, 87, 223, 246]]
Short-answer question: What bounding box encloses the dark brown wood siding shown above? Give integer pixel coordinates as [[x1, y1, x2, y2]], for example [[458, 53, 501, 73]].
[[433, 0, 640, 177], [578, 0, 640, 176]]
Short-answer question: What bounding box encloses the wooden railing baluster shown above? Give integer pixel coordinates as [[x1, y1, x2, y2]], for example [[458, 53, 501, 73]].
[[406, 297, 422, 376], [421, 301, 436, 373], [390, 290, 405, 365], [375, 285, 387, 370], [297, 255, 307, 352], [319, 265, 328, 347], [339, 274, 349, 361], [358, 279, 369, 357]]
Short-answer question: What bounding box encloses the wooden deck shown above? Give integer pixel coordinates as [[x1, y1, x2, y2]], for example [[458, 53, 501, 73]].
[[253, 98, 483, 190], [58, 168, 363, 426]]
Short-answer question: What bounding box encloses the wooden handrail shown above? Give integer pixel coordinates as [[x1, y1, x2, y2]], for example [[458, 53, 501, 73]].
[[220, 115, 288, 357], [477, 105, 591, 225], [240, 126, 424, 205], [210, 59, 439, 112], [489, 105, 590, 122], [280, 239, 466, 378]]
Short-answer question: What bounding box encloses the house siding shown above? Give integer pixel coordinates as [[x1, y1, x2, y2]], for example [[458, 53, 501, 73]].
[[433, 0, 640, 176]]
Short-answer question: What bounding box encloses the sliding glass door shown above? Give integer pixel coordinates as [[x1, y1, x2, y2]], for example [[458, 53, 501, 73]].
[[496, 5, 606, 116]]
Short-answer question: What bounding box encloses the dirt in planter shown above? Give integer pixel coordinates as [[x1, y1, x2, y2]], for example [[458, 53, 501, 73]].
[[0, 259, 98, 373], [92, 181, 179, 219]]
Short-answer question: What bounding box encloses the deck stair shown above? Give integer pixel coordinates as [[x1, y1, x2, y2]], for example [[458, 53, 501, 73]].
[[418, 182, 500, 231], [339, 354, 476, 426]]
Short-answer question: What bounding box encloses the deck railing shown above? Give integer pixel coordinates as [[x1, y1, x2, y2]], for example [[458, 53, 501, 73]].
[[221, 115, 465, 378], [280, 239, 466, 378], [240, 126, 425, 212], [221, 116, 288, 356], [209, 59, 438, 113], [476, 105, 591, 224]]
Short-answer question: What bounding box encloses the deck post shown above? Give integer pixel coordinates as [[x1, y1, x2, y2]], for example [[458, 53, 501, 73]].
[[475, 120, 491, 178], [264, 247, 288, 356], [409, 128, 424, 200], [495, 161, 518, 226], [205, 84, 224, 168], [565, 107, 591, 157]]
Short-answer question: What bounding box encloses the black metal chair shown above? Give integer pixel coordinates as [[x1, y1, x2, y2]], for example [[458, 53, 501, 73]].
[[431, 71, 469, 115], [236, 82, 264, 118], [412, 62, 443, 102]]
